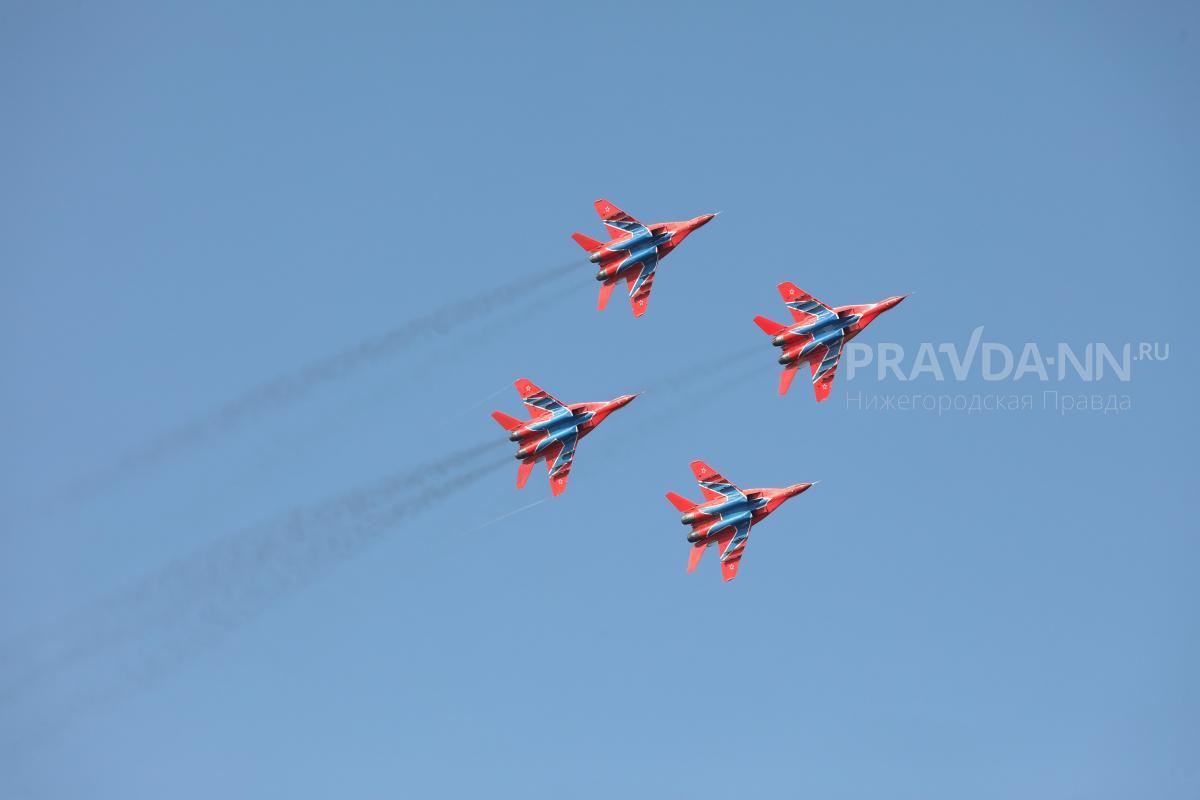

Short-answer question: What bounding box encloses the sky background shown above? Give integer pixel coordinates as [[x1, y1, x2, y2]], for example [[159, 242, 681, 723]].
[[2, 2, 1198, 797]]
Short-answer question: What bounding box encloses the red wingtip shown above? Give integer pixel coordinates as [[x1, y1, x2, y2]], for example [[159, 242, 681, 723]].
[[777, 281, 806, 300], [515, 378, 542, 398]]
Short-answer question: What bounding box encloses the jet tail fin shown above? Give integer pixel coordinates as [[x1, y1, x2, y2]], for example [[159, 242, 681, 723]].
[[491, 411, 523, 431], [572, 232, 605, 253], [516, 459, 535, 489], [779, 364, 799, 396], [597, 278, 616, 311], [753, 316, 788, 336], [687, 543, 706, 573], [665, 491, 698, 513]]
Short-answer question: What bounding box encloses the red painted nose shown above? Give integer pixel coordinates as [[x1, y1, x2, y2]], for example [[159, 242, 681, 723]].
[[690, 212, 717, 230], [786, 482, 814, 498], [612, 393, 640, 409], [879, 294, 908, 312]]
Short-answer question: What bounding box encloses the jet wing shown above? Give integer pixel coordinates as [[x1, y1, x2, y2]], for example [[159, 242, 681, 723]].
[[541, 434, 577, 496], [690, 460, 746, 503], [624, 260, 657, 317], [594, 198, 649, 241], [713, 517, 752, 581], [515, 378, 569, 419], [778, 282, 836, 326], [807, 338, 844, 402]]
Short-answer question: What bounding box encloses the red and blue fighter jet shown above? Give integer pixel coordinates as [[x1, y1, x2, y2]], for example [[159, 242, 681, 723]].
[[753, 282, 907, 401], [491, 379, 637, 497], [666, 460, 814, 581], [571, 199, 716, 317]]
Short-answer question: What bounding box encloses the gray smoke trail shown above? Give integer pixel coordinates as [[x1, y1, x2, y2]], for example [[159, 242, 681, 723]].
[[43, 260, 584, 509], [636, 341, 764, 395], [257, 274, 592, 461], [594, 353, 778, 461], [2, 449, 512, 753], [0, 439, 507, 711]]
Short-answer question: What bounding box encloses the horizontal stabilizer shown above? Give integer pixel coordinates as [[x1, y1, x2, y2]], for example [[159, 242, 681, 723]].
[[753, 315, 788, 336], [665, 491, 697, 513], [491, 410, 523, 431], [572, 232, 605, 252]]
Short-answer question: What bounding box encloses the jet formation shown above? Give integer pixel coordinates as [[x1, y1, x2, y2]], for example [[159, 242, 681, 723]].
[[754, 282, 907, 401], [492, 379, 637, 497], [571, 199, 716, 317], [483, 201, 909, 581]]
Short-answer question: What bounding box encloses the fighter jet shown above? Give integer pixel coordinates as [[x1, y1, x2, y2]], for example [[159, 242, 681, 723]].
[[491, 379, 637, 497], [667, 460, 814, 582], [753, 282, 907, 401], [571, 199, 716, 317]]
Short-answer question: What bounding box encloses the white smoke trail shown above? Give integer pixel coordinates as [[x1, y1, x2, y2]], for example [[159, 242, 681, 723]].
[[462, 498, 549, 534]]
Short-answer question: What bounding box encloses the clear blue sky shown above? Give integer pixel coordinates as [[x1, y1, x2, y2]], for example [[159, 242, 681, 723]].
[[2, 2, 1198, 797]]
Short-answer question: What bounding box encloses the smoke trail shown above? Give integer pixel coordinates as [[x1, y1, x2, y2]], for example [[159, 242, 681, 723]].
[[0, 335, 772, 751], [459, 383, 515, 415], [0, 439, 507, 710], [42, 260, 584, 509], [641, 356, 776, 425], [2, 448, 513, 753], [592, 353, 778, 462]]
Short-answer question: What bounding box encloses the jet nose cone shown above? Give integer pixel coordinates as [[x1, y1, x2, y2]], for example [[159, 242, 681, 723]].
[[788, 482, 815, 497], [692, 212, 717, 229], [882, 294, 908, 311], [614, 392, 641, 408]]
